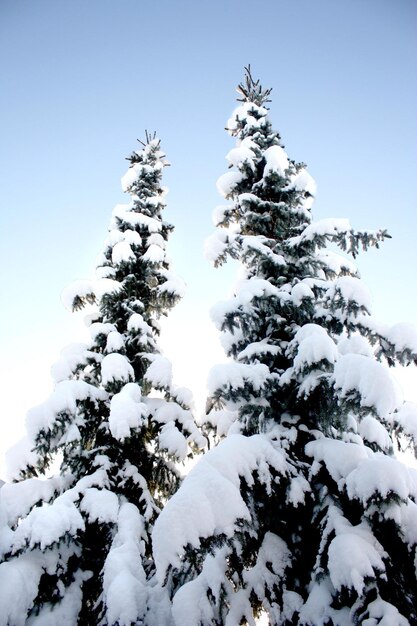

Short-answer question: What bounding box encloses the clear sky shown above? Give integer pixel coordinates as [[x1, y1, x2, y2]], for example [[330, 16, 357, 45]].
[[0, 0, 416, 477]]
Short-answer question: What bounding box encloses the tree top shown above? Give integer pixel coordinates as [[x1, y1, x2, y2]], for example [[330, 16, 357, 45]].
[[236, 65, 272, 107]]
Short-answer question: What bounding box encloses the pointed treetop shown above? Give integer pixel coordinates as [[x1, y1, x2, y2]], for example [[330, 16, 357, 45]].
[[236, 65, 272, 107], [138, 129, 158, 147]]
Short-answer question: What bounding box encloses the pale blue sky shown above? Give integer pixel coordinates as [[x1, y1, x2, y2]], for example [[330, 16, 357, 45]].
[[0, 0, 416, 472]]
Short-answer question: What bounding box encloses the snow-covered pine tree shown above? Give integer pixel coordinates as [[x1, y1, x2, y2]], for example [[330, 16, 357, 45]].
[[0, 134, 205, 626], [153, 68, 417, 625]]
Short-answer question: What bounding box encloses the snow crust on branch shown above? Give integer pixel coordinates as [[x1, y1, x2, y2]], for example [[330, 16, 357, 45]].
[[153, 434, 288, 578]]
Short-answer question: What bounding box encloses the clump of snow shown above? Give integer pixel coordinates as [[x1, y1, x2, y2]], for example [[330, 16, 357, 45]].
[[358, 416, 392, 451], [204, 230, 231, 264], [290, 324, 338, 373], [158, 422, 188, 460], [80, 488, 119, 524], [212, 205, 232, 226], [51, 342, 92, 383], [26, 380, 107, 440], [153, 434, 288, 578], [241, 235, 286, 266], [1, 475, 69, 527], [333, 354, 402, 418], [207, 362, 270, 395], [226, 144, 256, 171], [393, 402, 417, 442], [158, 269, 186, 298], [226, 102, 268, 132], [106, 331, 125, 353], [305, 438, 370, 486], [143, 243, 165, 263], [94, 278, 123, 299], [338, 334, 374, 358], [346, 455, 417, 505], [289, 218, 351, 248], [206, 409, 238, 437], [288, 168, 317, 195], [216, 171, 243, 198], [0, 554, 45, 626], [101, 353, 134, 387], [112, 241, 135, 265], [291, 282, 314, 306], [4, 437, 39, 481], [386, 323, 417, 354], [90, 322, 116, 341], [102, 502, 148, 626], [263, 145, 289, 178], [61, 280, 95, 311], [109, 383, 148, 441], [144, 356, 173, 389], [327, 276, 372, 312], [328, 531, 386, 595], [11, 497, 85, 552], [365, 599, 410, 626]]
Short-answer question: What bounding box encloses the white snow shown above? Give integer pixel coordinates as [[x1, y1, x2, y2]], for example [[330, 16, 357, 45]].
[[346, 455, 417, 505], [241, 235, 286, 266], [26, 380, 107, 440], [204, 229, 231, 264], [358, 415, 392, 451], [226, 103, 268, 132], [4, 436, 39, 481], [333, 354, 402, 418], [1, 474, 69, 525], [102, 502, 148, 626], [386, 323, 417, 354], [226, 145, 256, 170], [327, 276, 372, 311], [157, 269, 186, 298], [101, 353, 134, 387], [290, 324, 338, 372], [207, 362, 270, 395], [288, 168, 317, 196], [0, 554, 45, 626], [11, 497, 85, 552], [328, 531, 386, 595], [109, 383, 148, 441], [80, 488, 119, 524], [89, 322, 116, 341], [205, 409, 238, 437], [50, 342, 92, 383], [143, 243, 165, 263], [289, 218, 351, 247], [291, 282, 314, 305], [212, 204, 232, 226], [393, 401, 417, 442], [158, 422, 188, 460], [144, 355, 173, 389], [153, 434, 288, 578], [121, 163, 141, 192], [263, 145, 289, 178], [112, 240, 135, 265], [237, 340, 280, 362], [106, 330, 125, 353], [61, 279, 95, 311], [26, 571, 87, 626], [338, 334, 374, 358], [111, 204, 162, 233], [305, 438, 370, 486], [216, 171, 243, 198], [364, 599, 410, 626]]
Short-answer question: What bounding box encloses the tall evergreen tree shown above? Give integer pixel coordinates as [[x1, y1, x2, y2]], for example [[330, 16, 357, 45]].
[[0, 135, 205, 626], [153, 68, 417, 625]]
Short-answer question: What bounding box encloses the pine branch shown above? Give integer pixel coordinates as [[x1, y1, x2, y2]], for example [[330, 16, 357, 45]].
[[236, 64, 273, 107]]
